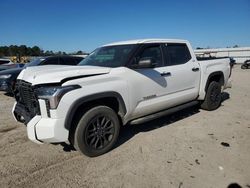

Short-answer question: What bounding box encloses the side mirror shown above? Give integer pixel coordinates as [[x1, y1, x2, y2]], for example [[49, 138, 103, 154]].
[[137, 57, 156, 68]]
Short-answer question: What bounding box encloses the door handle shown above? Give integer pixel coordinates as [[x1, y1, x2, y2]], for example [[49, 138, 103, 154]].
[[192, 67, 199, 72], [160, 72, 171, 77]]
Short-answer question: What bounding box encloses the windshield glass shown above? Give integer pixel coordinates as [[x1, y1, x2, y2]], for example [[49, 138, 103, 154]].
[[78, 44, 137, 67], [24, 58, 44, 68]]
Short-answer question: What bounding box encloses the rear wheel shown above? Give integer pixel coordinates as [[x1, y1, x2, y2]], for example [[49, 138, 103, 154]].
[[201, 81, 222, 111], [74, 106, 120, 157]]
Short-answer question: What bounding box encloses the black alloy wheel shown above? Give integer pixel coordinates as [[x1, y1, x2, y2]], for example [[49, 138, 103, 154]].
[[73, 106, 120, 157], [85, 115, 115, 150], [201, 81, 222, 111]]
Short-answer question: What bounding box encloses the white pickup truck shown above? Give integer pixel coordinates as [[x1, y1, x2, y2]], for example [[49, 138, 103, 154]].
[[12, 39, 232, 157]]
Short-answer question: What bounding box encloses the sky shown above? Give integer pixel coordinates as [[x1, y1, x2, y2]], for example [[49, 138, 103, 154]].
[[0, 0, 250, 52]]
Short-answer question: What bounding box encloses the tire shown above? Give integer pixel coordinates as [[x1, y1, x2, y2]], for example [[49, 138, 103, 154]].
[[201, 81, 222, 111], [241, 64, 247, 69], [74, 106, 120, 157]]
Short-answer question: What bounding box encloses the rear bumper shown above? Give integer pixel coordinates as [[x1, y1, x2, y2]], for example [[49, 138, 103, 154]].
[[225, 78, 232, 89]]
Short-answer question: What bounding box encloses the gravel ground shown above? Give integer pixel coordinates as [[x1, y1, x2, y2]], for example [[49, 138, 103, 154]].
[[0, 65, 249, 188]]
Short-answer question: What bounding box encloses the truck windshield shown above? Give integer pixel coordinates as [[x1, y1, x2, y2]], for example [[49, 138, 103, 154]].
[[78, 44, 137, 67]]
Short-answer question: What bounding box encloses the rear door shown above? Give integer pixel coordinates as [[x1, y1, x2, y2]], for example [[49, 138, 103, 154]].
[[161, 43, 200, 104]]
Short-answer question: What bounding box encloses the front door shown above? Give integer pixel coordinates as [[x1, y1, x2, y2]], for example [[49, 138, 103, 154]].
[[127, 44, 173, 118]]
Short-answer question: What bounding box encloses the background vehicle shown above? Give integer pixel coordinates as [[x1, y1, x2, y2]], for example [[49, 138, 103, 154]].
[[0, 55, 83, 94], [13, 39, 232, 157], [0, 63, 25, 71], [0, 58, 18, 71], [0, 58, 13, 65], [241, 60, 250, 69]]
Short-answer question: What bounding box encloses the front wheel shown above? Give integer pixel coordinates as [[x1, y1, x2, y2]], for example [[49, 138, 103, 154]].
[[201, 81, 222, 111], [74, 106, 120, 157]]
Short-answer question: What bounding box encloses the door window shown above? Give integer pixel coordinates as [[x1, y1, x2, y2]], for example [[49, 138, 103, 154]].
[[138, 45, 163, 67]]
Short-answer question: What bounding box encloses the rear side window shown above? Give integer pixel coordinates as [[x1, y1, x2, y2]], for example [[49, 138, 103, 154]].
[[164, 43, 191, 66], [40, 57, 59, 65]]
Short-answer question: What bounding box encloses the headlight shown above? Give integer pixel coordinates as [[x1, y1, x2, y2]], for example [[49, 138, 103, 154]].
[[35, 85, 80, 109], [0, 74, 11, 79]]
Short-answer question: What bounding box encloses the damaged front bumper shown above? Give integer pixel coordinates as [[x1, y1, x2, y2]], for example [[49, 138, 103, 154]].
[[12, 101, 69, 144], [12, 102, 34, 124]]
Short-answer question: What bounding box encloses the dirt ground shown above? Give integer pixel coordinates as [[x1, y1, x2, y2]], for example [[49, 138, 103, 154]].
[[0, 65, 249, 188]]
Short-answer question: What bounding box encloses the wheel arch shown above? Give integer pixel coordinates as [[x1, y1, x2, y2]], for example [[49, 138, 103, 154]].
[[65, 92, 127, 141], [205, 71, 224, 92]]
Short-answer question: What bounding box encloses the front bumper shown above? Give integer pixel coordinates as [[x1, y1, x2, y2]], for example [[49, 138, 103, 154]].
[[13, 101, 69, 144], [27, 115, 68, 144]]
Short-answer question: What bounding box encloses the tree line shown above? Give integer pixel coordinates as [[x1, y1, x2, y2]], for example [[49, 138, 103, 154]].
[[0, 45, 87, 57]]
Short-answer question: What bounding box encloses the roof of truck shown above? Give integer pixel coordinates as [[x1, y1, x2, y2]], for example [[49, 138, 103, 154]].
[[103, 39, 188, 46]]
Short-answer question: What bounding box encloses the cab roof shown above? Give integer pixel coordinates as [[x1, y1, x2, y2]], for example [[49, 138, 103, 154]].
[[103, 38, 188, 47]]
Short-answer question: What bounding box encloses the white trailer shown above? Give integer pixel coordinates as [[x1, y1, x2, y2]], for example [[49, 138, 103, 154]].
[[195, 47, 250, 64]]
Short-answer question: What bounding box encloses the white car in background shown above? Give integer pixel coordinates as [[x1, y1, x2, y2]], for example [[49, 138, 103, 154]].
[[0, 58, 13, 65]]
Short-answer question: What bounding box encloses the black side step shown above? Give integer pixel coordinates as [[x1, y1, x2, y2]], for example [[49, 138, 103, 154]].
[[129, 101, 199, 125]]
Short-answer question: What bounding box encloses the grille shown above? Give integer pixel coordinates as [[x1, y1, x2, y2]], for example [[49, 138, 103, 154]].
[[15, 80, 40, 119]]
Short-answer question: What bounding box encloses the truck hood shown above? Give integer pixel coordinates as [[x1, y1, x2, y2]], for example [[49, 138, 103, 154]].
[[18, 65, 111, 85]]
